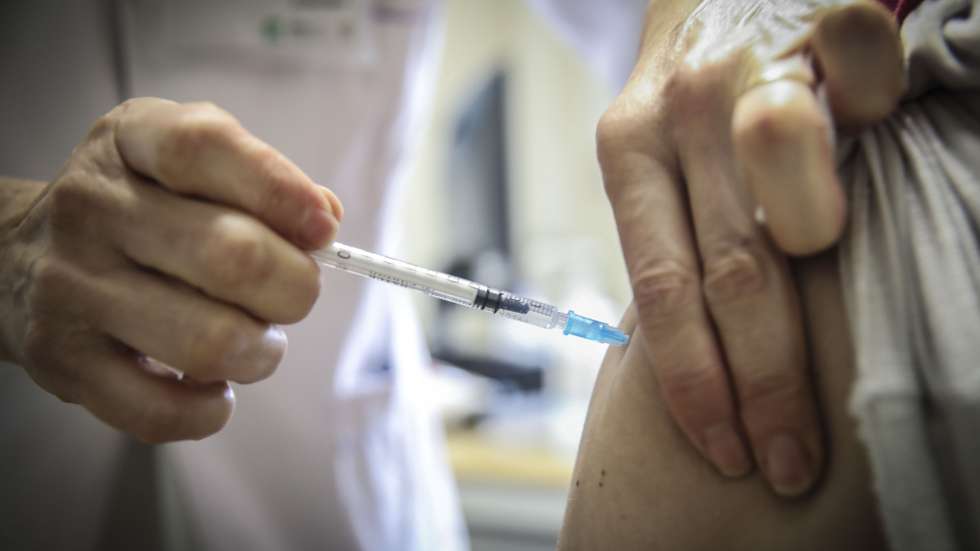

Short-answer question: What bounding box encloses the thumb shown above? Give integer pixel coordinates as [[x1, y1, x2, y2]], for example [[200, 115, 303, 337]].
[[811, 0, 904, 128]]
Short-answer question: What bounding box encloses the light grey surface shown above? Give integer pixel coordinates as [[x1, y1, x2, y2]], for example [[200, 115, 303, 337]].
[[0, 1, 120, 182], [460, 480, 566, 551]]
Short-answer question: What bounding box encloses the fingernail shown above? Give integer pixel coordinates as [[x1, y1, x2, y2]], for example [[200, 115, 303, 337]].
[[704, 424, 752, 478], [318, 186, 344, 222], [231, 325, 287, 383], [265, 324, 287, 349], [766, 433, 814, 496], [301, 207, 338, 248]]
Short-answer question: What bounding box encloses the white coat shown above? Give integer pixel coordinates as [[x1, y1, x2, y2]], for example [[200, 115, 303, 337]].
[[0, 1, 464, 549]]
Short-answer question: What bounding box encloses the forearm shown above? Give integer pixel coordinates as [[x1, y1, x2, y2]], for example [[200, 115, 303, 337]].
[[0, 177, 47, 363]]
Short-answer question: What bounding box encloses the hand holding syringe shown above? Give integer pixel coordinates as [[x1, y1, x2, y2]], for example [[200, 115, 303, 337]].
[[313, 242, 628, 346]]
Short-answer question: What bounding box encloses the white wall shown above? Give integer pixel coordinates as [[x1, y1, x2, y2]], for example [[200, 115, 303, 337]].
[[399, 0, 631, 329]]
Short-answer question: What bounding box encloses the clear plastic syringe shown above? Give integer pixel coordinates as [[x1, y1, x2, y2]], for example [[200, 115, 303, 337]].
[[312, 242, 628, 346]]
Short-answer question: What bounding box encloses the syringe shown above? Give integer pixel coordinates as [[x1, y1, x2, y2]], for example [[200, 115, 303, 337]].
[[312, 242, 628, 346]]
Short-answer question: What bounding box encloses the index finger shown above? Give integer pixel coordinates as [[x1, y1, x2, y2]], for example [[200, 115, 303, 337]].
[[112, 98, 341, 250], [597, 108, 753, 479]]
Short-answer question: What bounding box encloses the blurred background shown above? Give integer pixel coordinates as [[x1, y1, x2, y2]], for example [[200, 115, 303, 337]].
[[392, 1, 631, 549]]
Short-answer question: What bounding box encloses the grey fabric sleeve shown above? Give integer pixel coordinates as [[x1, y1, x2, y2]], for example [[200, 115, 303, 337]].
[[839, 1, 980, 549]]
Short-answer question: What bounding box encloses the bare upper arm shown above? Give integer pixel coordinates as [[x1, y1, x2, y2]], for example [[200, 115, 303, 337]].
[[558, 253, 886, 550]]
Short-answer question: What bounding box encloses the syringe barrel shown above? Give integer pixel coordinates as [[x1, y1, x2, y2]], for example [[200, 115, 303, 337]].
[[312, 243, 480, 308], [487, 292, 565, 330], [313, 243, 566, 331]]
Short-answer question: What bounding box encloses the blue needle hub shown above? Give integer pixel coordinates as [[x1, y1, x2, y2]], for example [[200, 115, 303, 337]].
[[563, 311, 629, 346]]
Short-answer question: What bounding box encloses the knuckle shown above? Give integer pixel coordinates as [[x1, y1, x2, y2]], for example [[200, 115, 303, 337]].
[[736, 91, 829, 152], [595, 107, 628, 163], [110, 97, 150, 118], [26, 258, 101, 332], [252, 147, 307, 216], [661, 62, 731, 127], [29, 254, 63, 291], [178, 112, 236, 147], [48, 175, 96, 232], [595, 102, 650, 168], [738, 370, 810, 425], [596, 97, 671, 203], [159, 103, 241, 181], [657, 361, 727, 417], [630, 259, 699, 325], [673, 58, 730, 90], [202, 218, 274, 291], [182, 101, 239, 130], [26, 257, 72, 311], [86, 113, 117, 141], [702, 245, 767, 305]]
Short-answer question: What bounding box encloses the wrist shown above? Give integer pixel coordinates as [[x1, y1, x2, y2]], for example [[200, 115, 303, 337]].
[[0, 177, 47, 364]]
